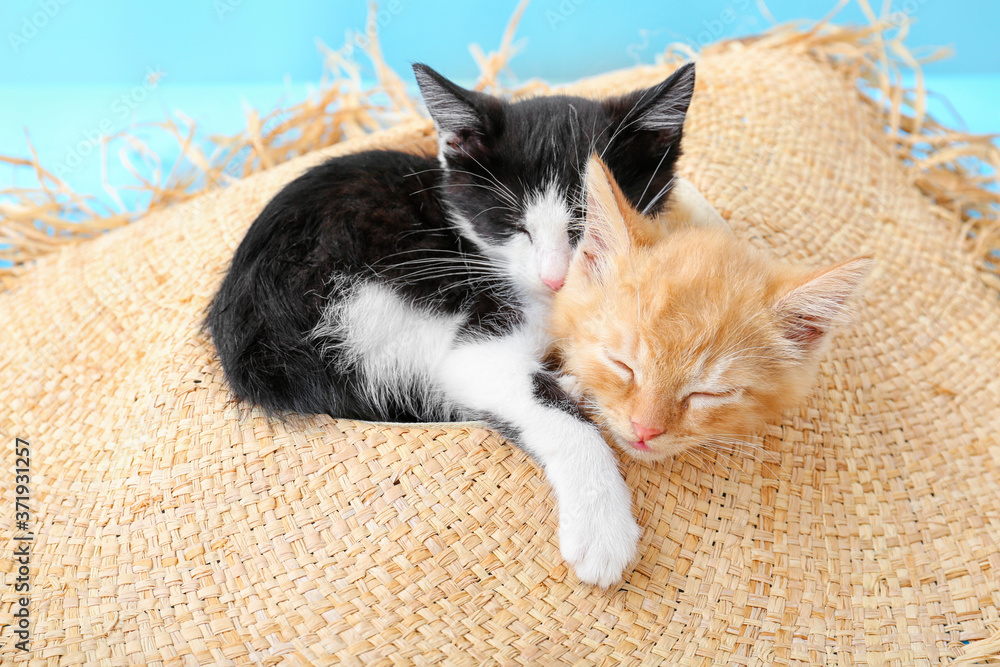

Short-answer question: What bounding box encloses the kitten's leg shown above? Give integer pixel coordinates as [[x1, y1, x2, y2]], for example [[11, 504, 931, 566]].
[[437, 333, 641, 587]]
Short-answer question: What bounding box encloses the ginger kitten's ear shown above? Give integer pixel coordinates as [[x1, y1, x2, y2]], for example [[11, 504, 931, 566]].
[[775, 256, 874, 354], [574, 155, 636, 280]]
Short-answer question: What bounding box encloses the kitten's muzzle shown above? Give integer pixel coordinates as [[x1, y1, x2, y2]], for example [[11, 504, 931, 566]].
[[632, 421, 663, 441], [630, 421, 664, 452]]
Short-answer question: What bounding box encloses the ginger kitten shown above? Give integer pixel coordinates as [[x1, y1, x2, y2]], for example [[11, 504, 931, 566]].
[[550, 156, 873, 461]]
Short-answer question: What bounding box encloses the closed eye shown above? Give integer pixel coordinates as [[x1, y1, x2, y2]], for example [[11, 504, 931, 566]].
[[686, 389, 742, 407], [602, 348, 635, 380]]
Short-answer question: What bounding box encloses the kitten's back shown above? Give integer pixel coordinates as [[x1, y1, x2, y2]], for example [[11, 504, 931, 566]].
[[207, 150, 463, 419]]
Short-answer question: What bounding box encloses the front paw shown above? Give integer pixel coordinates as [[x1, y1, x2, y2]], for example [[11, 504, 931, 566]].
[[558, 487, 641, 588], [556, 373, 585, 402]]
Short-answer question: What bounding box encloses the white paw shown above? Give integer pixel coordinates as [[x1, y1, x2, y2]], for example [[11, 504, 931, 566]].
[[558, 482, 641, 588], [556, 372, 585, 402]]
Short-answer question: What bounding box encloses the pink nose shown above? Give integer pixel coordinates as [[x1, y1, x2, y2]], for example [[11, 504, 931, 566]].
[[632, 422, 663, 442], [542, 275, 565, 291]]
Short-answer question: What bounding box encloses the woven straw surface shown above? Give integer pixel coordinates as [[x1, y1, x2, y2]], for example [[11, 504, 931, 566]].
[[2, 40, 1000, 666]]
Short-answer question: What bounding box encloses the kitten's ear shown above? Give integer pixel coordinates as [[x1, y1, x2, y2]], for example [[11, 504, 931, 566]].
[[775, 256, 874, 354], [628, 61, 696, 133], [413, 64, 490, 155], [575, 155, 635, 280], [602, 63, 695, 214]]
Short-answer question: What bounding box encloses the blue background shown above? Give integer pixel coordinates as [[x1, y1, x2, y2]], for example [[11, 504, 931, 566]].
[[1, 0, 998, 211]]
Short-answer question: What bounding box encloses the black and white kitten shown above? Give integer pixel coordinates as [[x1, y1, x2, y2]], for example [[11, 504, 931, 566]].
[[208, 63, 696, 586]]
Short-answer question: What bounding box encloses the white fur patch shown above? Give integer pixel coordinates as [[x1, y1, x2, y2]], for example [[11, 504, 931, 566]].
[[496, 182, 573, 296], [445, 207, 487, 249], [524, 183, 573, 282], [312, 279, 465, 420]]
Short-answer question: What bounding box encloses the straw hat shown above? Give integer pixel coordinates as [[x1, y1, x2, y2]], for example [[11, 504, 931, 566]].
[[2, 27, 999, 666]]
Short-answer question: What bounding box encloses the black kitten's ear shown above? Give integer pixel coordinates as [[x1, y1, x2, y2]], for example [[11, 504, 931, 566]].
[[629, 62, 696, 133], [601, 63, 695, 215], [412, 63, 484, 135]]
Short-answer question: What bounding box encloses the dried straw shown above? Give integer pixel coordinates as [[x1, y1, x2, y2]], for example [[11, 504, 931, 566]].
[[0, 3, 427, 289], [2, 3, 997, 293]]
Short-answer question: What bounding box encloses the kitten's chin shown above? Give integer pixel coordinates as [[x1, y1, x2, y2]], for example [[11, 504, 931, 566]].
[[526, 278, 559, 302], [507, 272, 555, 305]]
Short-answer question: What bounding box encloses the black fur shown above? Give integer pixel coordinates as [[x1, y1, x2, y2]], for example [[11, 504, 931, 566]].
[[531, 371, 584, 422], [481, 414, 525, 448], [209, 150, 498, 420], [207, 63, 695, 421]]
